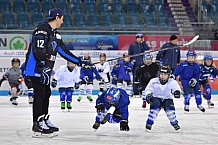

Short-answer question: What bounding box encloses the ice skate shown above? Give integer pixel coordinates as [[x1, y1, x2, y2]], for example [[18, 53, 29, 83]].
[[197, 105, 205, 112], [67, 102, 72, 112], [77, 96, 82, 102], [10, 97, 18, 106], [173, 124, 180, 131], [207, 100, 214, 108], [142, 101, 146, 108], [92, 122, 100, 130], [145, 123, 152, 131], [101, 113, 110, 124], [44, 114, 59, 132], [87, 96, 93, 102], [32, 115, 54, 138], [61, 102, 65, 110], [184, 105, 189, 112]]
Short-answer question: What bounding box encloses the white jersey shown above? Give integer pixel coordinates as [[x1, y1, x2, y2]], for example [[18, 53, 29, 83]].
[[143, 77, 181, 100], [95, 62, 110, 82], [54, 65, 81, 88]]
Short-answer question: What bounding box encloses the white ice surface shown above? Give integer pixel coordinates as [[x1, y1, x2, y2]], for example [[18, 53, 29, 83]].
[[0, 95, 218, 145]]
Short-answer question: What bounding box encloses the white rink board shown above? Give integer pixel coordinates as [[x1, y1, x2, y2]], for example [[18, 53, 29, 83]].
[[0, 95, 218, 145]]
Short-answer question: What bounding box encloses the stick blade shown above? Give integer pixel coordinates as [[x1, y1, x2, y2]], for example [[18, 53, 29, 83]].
[[182, 35, 199, 46]]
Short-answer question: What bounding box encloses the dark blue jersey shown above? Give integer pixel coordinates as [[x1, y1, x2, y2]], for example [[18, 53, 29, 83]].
[[24, 20, 80, 77], [96, 88, 130, 120]]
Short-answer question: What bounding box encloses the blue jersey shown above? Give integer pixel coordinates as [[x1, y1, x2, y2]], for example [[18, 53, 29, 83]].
[[116, 60, 133, 81], [199, 64, 218, 81], [80, 64, 101, 82], [96, 88, 130, 120], [174, 61, 200, 88]]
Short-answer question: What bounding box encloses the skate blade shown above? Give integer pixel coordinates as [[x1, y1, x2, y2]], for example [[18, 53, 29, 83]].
[[32, 132, 58, 138]]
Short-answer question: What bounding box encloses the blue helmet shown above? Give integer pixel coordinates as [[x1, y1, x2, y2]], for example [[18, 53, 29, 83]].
[[143, 53, 153, 60], [186, 50, 196, 57], [204, 55, 213, 60], [105, 87, 120, 106]]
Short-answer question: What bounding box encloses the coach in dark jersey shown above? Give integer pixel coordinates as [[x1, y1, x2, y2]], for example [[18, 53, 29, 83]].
[[24, 8, 81, 136]]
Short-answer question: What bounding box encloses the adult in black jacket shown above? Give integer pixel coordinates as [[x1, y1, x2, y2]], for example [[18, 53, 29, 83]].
[[134, 53, 159, 108], [156, 35, 180, 73], [24, 8, 81, 136]]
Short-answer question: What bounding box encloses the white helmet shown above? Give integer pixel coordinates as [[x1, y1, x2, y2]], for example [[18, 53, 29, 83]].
[[196, 55, 204, 61]]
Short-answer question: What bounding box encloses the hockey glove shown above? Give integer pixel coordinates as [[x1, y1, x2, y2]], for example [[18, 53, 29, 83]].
[[98, 69, 104, 73], [146, 93, 154, 104], [74, 82, 80, 90], [126, 67, 132, 73], [189, 78, 197, 88], [40, 67, 51, 85], [95, 103, 105, 113], [83, 76, 89, 83], [173, 90, 181, 98], [51, 78, 57, 88], [120, 120, 130, 131]]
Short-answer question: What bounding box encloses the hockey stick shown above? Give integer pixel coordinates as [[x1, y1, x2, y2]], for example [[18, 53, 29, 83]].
[[93, 35, 199, 64]]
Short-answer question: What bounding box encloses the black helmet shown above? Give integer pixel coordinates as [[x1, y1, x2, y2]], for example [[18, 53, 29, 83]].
[[11, 58, 20, 66], [159, 65, 171, 85]]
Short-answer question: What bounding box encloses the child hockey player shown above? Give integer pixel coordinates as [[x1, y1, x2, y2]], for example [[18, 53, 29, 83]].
[[52, 61, 80, 111], [111, 60, 120, 88], [199, 55, 217, 107], [92, 87, 130, 131], [115, 53, 133, 97], [78, 55, 103, 102], [174, 50, 205, 112], [20, 62, 34, 105], [143, 65, 181, 131], [134, 53, 159, 108], [0, 58, 23, 105], [95, 53, 111, 94]]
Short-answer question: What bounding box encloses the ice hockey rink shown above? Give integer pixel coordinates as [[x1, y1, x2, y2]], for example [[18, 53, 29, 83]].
[[0, 95, 218, 145]]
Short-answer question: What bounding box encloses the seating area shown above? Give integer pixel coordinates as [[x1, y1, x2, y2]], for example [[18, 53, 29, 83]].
[[0, 0, 178, 31], [198, 0, 218, 27]]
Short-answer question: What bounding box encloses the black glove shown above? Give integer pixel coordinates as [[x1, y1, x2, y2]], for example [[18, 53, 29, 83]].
[[0, 76, 7, 87], [189, 78, 197, 87], [74, 82, 80, 89], [120, 120, 130, 131], [83, 76, 89, 83], [173, 90, 181, 98], [40, 67, 51, 85], [126, 67, 132, 73], [51, 79, 57, 88], [146, 93, 153, 104], [98, 69, 104, 73], [95, 103, 105, 113]]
